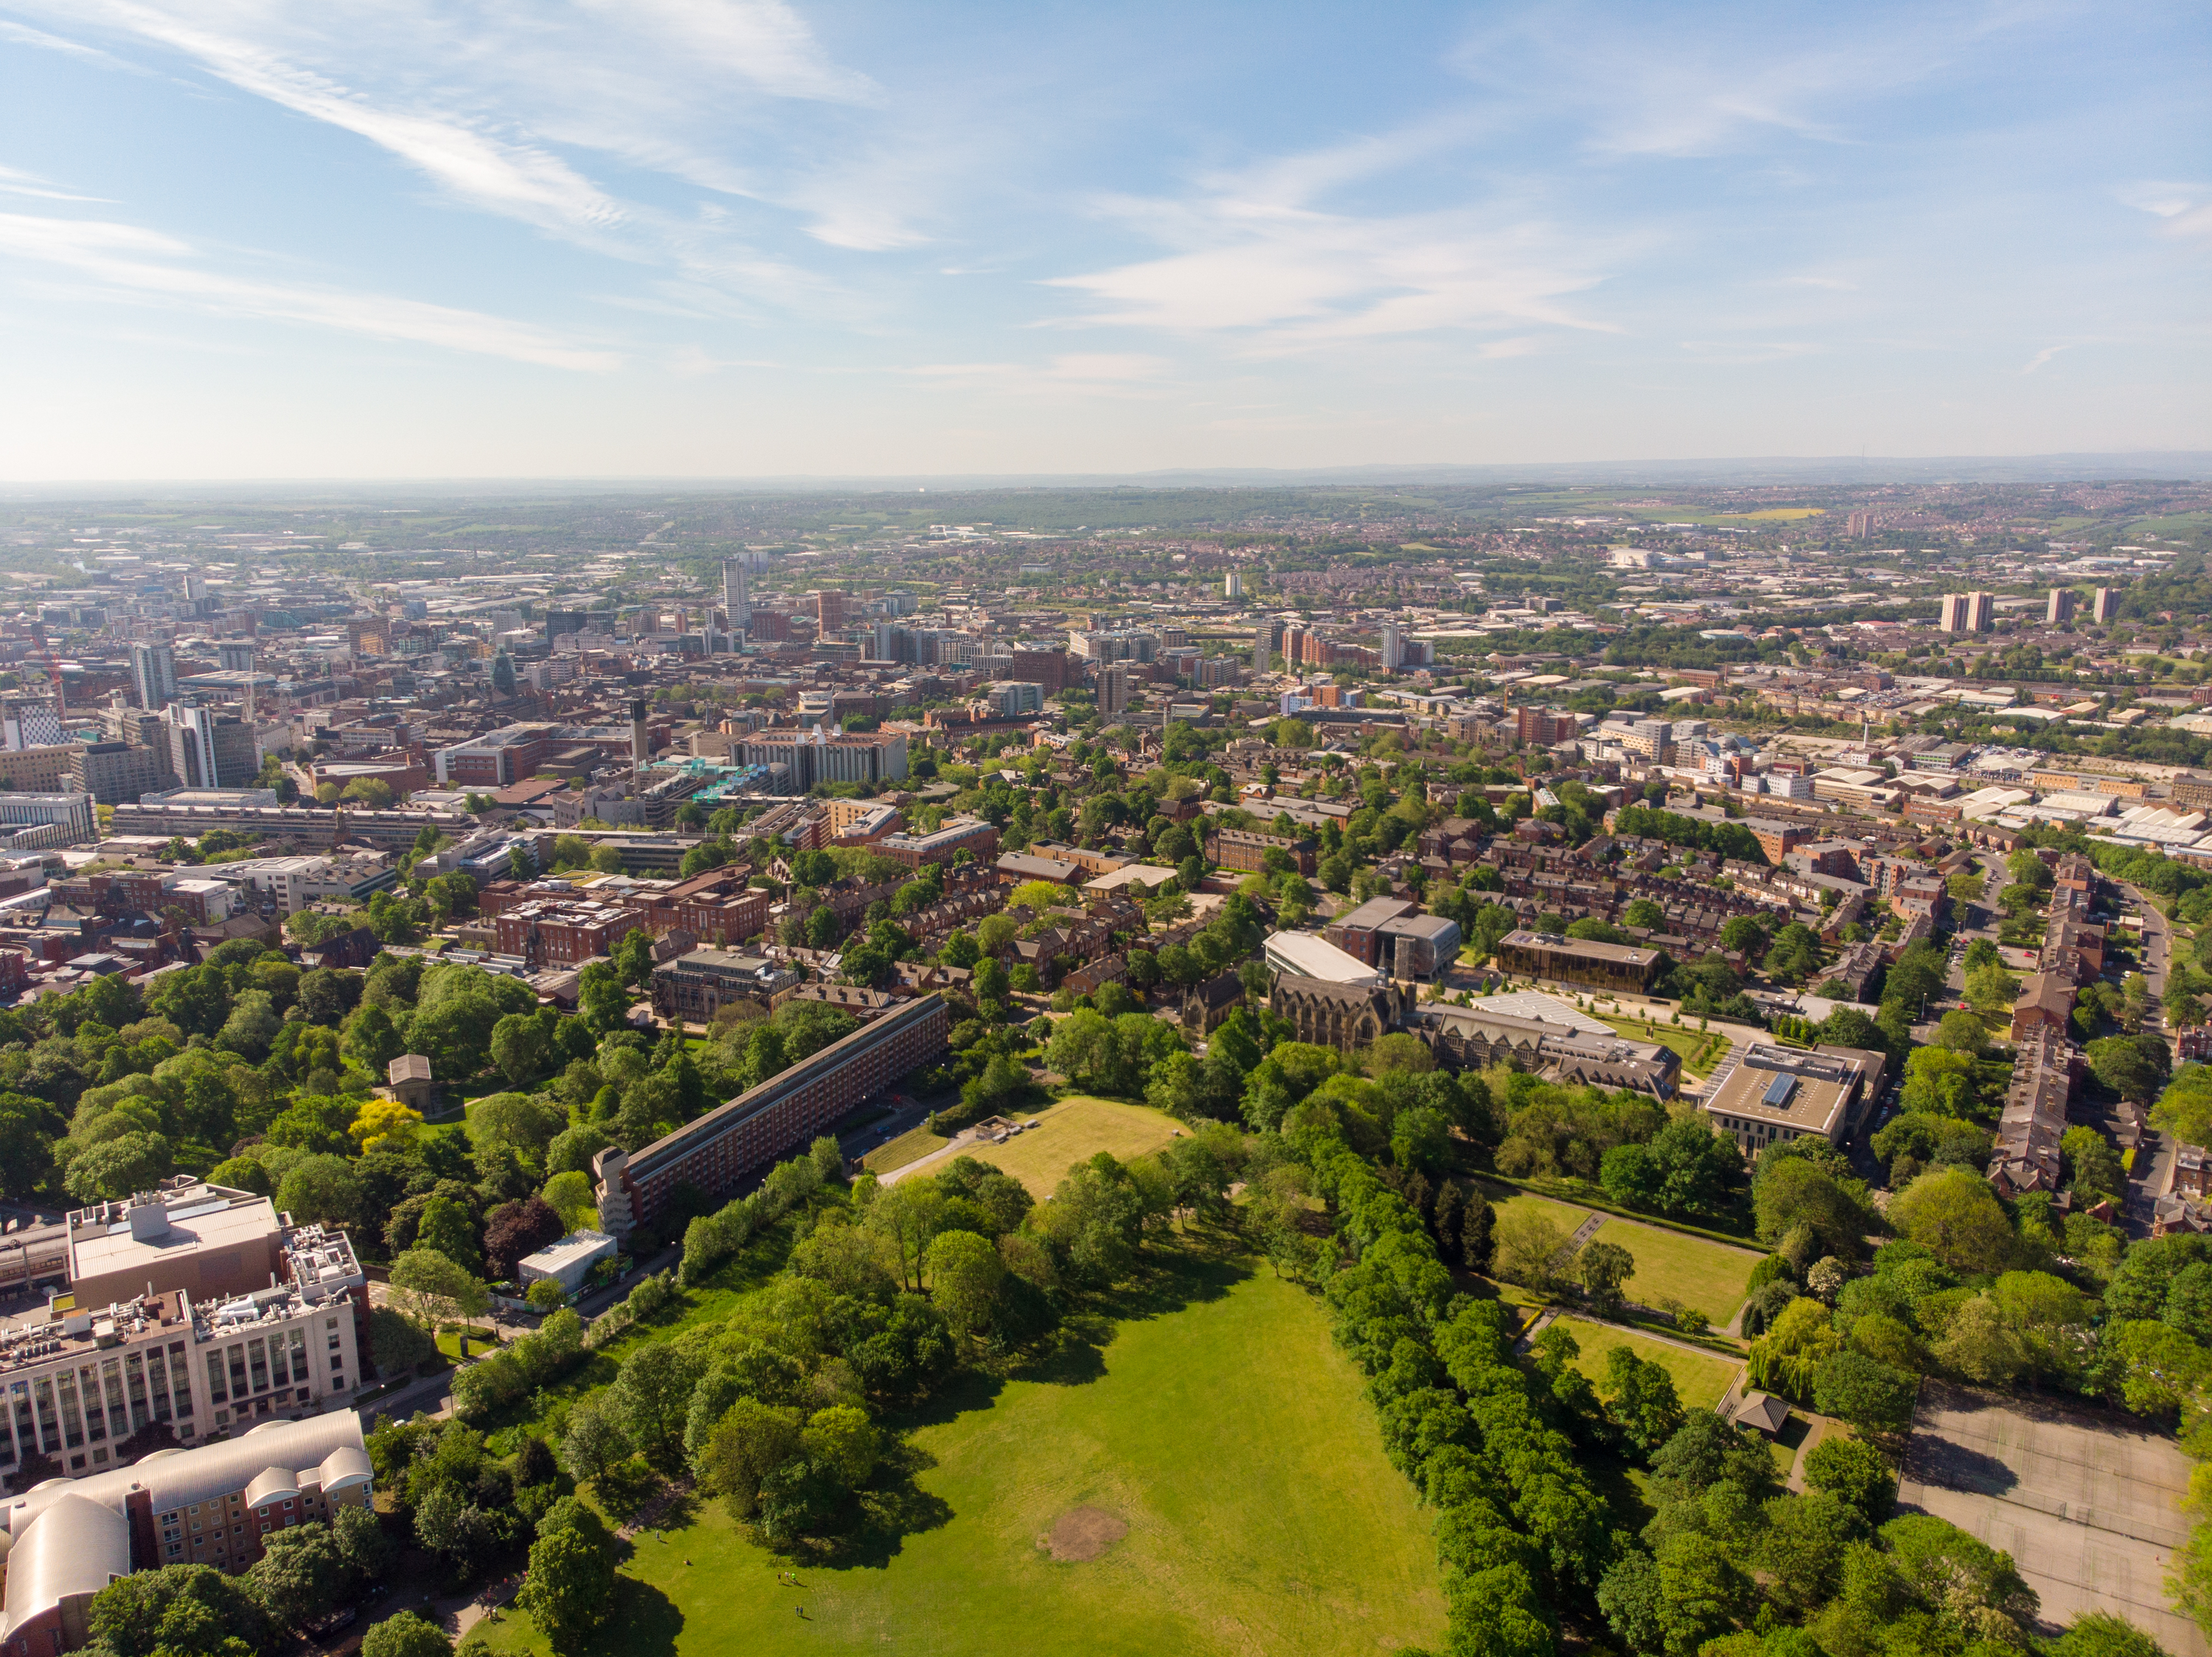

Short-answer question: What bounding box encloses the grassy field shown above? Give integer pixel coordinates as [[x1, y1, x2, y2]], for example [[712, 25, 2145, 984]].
[[1551, 1316, 1741, 1412], [861, 1121, 947, 1175], [869, 1096, 1189, 1198], [474, 1250, 1447, 1657], [1587, 1216, 1760, 1328], [963, 1097, 1185, 1197], [1596, 1016, 1726, 1077]]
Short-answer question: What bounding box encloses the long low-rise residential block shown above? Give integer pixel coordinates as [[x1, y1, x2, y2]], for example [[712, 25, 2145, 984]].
[[594, 993, 949, 1234], [108, 800, 472, 852]]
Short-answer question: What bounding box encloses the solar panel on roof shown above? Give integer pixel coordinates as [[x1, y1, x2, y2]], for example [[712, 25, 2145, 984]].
[[1762, 1074, 1798, 1108]]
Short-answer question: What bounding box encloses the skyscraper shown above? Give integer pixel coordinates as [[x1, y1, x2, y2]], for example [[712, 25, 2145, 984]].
[[1223, 572, 1242, 600], [130, 642, 176, 710], [1098, 663, 1133, 717], [2093, 587, 2119, 624], [1938, 593, 1994, 634], [816, 591, 848, 631], [2047, 588, 2076, 624], [721, 557, 750, 630], [1379, 620, 1402, 672], [1253, 618, 1280, 670]]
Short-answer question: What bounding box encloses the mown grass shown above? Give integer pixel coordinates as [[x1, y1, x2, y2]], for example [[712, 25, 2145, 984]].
[[961, 1097, 1186, 1198], [471, 1244, 1447, 1657], [1587, 1216, 1761, 1329], [1549, 1315, 1741, 1411]]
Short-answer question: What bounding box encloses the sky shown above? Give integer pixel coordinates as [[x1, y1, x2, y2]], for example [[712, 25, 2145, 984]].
[[0, 0, 2205, 480]]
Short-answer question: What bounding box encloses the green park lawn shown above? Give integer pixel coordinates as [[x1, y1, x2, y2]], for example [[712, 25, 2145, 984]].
[[1596, 1016, 1727, 1077], [1550, 1316, 1741, 1412], [860, 1121, 946, 1175], [964, 1096, 1186, 1198], [1585, 1217, 1760, 1330], [863, 1096, 1187, 1198], [474, 1249, 1447, 1657]]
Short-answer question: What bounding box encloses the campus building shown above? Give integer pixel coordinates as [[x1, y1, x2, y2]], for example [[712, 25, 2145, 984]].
[[1204, 827, 1317, 875], [594, 994, 950, 1235], [650, 948, 799, 1023], [0, 1184, 366, 1492], [1496, 929, 1664, 994], [1700, 1043, 1885, 1161], [0, 1412, 372, 1656]]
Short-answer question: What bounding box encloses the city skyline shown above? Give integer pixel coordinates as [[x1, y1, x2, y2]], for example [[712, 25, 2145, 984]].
[[0, 0, 2205, 479]]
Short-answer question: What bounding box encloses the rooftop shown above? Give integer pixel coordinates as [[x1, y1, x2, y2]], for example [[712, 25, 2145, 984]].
[[66, 1184, 278, 1289]]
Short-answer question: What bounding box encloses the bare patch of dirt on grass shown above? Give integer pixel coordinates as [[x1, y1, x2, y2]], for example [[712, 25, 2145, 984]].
[[1037, 1505, 1128, 1562]]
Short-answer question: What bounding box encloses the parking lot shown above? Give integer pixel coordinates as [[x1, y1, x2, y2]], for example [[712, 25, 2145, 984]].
[[1898, 1380, 2207, 1656]]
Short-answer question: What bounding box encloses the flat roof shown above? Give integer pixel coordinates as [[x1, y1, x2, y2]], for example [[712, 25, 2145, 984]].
[[67, 1189, 277, 1285], [519, 1230, 616, 1272], [1703, 1043, 1871, 1136], [1502, 928, 1660, 966], [1265, 929, 1382, 985]]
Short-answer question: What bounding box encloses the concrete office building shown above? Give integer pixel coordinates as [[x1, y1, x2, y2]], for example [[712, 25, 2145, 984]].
[[160, 706, 256, 790], [67, 743, 175, 807], [1098, 663, 1133, 718], [1700, 1043, 1885, 1161], [0, 795, 94, 846], [128, 645, 175, 713]]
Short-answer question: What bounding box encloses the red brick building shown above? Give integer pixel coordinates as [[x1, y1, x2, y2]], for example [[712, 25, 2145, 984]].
[[492, 897, 644, 968]]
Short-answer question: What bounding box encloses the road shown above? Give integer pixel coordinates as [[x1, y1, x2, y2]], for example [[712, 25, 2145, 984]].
[[2118, 882, 2180, 1232]]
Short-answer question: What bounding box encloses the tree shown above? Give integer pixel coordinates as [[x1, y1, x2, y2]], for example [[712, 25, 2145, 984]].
[[698, 1397, 804, 1515], [276, 1153, 361, 1229], [1491, 1206, 1565, 1289], [925, 1229, 1004, 1341], [557, 1393, 632, 1484], [1889, 1167, 2017, 1274], [483, 1196, 565, 1280], [332, 1501, 399, 1583], [342, 1004, 406, 1073], [246, 1521, 346, 1629], [388, 1248, 489, 1330], [2053, 1613, 2171, 1657], [1811, 1349, 1918, 1434], [577, 960, 627, 1032], [2089, 1034, 2168, 1104], [1624, 897, 1666, 929], [361, 1611, 452, 1657], [611, 1341, 704, 1466], [415, 1195, 482, 1273], [1803, 1435, 1895, 1525], [518, 1524, 614, 1653], [1577, 1239, 1635, 1312], [88, 1565, 270, 1657]]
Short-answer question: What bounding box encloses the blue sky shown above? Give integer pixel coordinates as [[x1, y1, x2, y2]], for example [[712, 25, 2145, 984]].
[[0, 0, 2205, 479]]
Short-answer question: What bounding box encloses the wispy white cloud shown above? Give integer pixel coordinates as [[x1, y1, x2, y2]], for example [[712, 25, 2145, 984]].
[[0, 209, 618, 369], [2022, 344, 2070, 373], [2118, 181, 2212, 238], [0, 164, 113, 204], [1048, 195, 1614, 350], [905, 352, 1173, 395], [1449, 2, 2043, 161], [8, 1, 905, 269]]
